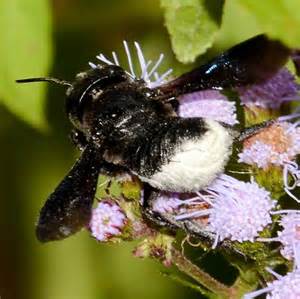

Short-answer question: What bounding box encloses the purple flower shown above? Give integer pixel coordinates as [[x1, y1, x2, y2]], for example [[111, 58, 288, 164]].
[[259, 210, 300, 260], [175, 174, 275, 247], [283, 161, 300, 203], [91, 41, 172, 88], [178, 90, 238, 125], [89, 200, 126, 241], [239, 141, 275, 169], [278, 212, 300, 260], [152, 193, 202, 214], [239, 120, 300, 202], [152, 193, 182, 214], [245, 268, 300, 298], [244, 244, 300, 298], [238, 68, 300, 109], [239, 121, 300, 169]]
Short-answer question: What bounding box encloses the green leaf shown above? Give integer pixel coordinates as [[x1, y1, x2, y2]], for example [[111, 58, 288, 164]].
[[237, 0, 300, 48], [95, 175, 123, 199], [161, 0, 224, 63], [122, 179, 141, 200], [0, 0, 52, 129], [213, 0, 262, 50]]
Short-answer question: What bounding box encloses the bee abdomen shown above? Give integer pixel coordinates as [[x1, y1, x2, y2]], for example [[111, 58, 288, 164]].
[[136, 118, 234, 192]]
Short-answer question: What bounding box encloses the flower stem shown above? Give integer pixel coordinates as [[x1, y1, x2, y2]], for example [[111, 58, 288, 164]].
[[161, 271, 214, 298], [171, 248, 236, 298]]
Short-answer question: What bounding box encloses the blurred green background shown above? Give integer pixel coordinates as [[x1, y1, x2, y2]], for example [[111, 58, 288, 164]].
[[0, 0, 195, 298], [1, 0, 300, 298]]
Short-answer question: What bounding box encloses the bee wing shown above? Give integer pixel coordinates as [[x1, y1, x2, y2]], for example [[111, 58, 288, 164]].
[[156, 34, 290, 99], [36, 144, 102, 242]]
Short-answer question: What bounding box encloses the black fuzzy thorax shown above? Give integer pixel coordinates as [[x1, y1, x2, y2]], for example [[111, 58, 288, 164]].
[[81, 80, 208, 177], [122, 117, 208, 176]]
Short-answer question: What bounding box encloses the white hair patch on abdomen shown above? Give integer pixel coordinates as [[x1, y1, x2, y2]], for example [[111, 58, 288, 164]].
[[139, 119, 234, 192]]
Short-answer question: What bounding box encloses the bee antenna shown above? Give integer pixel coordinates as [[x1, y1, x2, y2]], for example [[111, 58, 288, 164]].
[[16, 77, 72, 87]]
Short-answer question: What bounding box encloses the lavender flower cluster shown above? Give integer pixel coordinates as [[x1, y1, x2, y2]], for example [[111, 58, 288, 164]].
[[88, 43, 300, 298]]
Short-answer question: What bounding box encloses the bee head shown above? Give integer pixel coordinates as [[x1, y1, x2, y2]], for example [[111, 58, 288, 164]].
[[65, 64, 128, 128], [16, 64, 129, 129]]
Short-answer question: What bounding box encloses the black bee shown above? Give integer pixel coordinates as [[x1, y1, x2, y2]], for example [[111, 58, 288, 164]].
[[17, 34, 291, 242]]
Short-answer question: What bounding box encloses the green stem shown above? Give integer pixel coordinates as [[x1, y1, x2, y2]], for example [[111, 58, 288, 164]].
[[161, 271, 214, 298], [171, 248, 237, 298]]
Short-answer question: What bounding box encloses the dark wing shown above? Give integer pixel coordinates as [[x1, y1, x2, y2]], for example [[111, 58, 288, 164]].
[[156, 34, 291, 100], [292, 49, 300, 76], [36, 145, 101, 242]]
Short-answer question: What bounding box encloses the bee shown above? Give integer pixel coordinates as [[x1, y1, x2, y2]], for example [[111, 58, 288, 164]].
[[17, 34, 290, 242]]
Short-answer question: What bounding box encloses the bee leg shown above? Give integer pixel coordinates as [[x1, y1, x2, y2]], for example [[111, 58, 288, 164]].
[[238, 119, 275, 142], [142, 208, 179, 231]]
